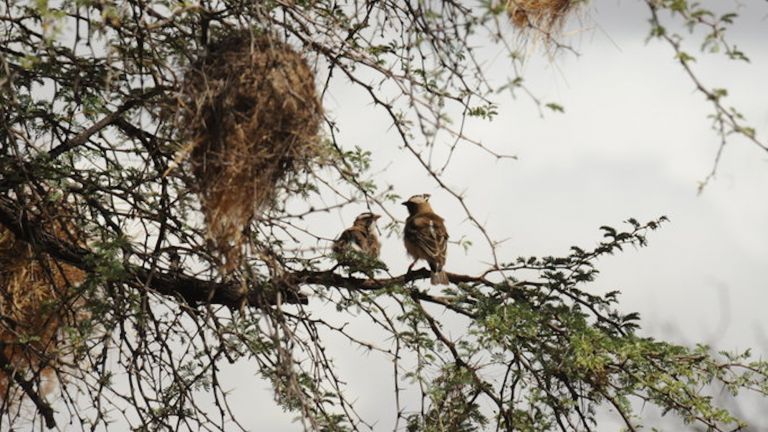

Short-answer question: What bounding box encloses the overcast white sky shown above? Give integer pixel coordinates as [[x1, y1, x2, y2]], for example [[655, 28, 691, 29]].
[[120, 1, 768, 430]]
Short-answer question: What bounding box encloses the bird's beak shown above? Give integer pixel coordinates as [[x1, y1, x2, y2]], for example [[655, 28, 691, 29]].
[[373, 213, 381, 219], [401, 201, 407, 206]]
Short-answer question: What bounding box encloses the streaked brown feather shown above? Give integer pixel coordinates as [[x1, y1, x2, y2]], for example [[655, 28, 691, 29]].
[[333, 214, 381, 259], [404, 213, 447, 270], [333, 226, 367, 254]]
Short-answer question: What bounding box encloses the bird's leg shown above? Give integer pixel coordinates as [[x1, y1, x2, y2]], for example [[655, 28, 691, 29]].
[[406, 259, 418, 274]]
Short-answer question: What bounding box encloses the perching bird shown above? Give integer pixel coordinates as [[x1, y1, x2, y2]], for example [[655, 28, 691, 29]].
[[402, 194, 449, 285], [332, 212, 382, 259]]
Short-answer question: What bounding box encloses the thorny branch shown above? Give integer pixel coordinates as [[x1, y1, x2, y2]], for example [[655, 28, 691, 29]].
[[644, 0, 768, 191], [1, 1, 767, 431], [0, 343, 55, 429]]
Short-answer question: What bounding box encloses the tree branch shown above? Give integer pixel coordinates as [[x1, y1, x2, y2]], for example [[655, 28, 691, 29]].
[[47, 87, 168, 159], [0, 196, 306, 308], [0, 342, 56, 429], [0, 196, 497, 312], [290, 267, 484, 292]]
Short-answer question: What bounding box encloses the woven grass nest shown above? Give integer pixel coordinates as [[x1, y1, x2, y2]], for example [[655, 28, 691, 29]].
[[179, 32, 323, 269], [0, 208, 85, 401], [506, 0, 577, 37]]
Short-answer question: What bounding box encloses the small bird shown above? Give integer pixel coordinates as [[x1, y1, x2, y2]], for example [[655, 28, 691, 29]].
[[402, 194, 449, 285], [332, 212, 382, 259]]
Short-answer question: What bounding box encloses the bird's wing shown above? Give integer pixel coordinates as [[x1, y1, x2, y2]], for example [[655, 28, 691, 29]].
[[333, 226, 368, 254], [406, 213, 448, 265]]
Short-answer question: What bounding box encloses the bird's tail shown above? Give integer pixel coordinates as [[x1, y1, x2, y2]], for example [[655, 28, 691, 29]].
[[430, 271, 449, 285]]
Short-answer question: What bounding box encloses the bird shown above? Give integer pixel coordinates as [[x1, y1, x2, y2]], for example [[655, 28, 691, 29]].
[[332, 212, 382, 260], [402, 194, 449, 285]]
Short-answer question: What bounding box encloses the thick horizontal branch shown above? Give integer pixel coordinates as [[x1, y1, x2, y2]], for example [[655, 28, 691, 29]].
[[0, 196, 492, 311], [290, 268, 485, 291], [132, 268, 308, 307], [0, 197, 306, 308], [286, 268, 491, 317]]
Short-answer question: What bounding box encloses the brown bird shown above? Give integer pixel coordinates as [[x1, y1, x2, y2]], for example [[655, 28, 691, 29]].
[[333, 212, 382, 259], [402, 194, 449, 285]]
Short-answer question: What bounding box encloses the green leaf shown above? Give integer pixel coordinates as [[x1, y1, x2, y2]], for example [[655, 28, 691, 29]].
[[545, 102, 565, 113]]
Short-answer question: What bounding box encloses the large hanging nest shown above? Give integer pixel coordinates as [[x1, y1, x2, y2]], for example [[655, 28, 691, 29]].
[[178, 32, 323, 269], [506, 0, 579, 39], [0, 207, 86, 403]]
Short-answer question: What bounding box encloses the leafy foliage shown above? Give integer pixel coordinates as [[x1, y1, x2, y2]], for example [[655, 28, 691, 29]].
[[0, 0, 766, 431], [644, 0, 768, 190]]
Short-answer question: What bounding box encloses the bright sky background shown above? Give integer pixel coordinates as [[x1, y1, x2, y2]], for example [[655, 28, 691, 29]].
[[73, 1, 767, 430]]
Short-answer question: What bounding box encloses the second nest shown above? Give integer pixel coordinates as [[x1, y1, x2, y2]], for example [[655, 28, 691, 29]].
[[180, 33, 323, 268], [506, 0, 576, 36]]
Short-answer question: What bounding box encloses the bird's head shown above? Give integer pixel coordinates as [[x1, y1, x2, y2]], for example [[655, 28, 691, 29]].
[[402, 194, 432, 216], [354, 212, 381, 228]]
